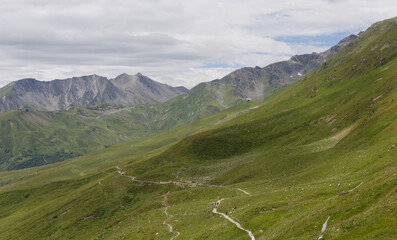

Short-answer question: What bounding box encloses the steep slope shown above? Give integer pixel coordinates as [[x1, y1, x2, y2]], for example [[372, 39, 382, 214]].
[[0, 17, 396, 240], [204, 34, 357, 104], [138, 34, 358, 130], [0, 99, 262, 171], [0, 34, 355, 171], [110, 73, 187, 104], [0, 73, 187, 112]]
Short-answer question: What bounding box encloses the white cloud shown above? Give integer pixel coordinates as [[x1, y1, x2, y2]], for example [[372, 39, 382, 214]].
[[0, 0, 396, 88]]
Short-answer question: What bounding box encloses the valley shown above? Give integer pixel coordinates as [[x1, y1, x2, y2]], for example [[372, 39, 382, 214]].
[[0, 35, 355, 171], [0, 15, 396, 240]]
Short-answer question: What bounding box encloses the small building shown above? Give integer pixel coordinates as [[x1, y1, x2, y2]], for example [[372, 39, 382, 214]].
[[245, 98, 252, 102]]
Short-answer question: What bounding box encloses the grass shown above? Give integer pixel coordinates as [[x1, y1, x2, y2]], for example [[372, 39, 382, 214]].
[[0, 82, 15, 97], [0, 16, 396, 240], [0, 81, 255, 171]]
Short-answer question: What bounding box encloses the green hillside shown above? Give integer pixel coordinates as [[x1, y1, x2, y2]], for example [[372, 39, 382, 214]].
[[0, 29, 351, 172], [0, 17, 396, 239], [0, 81, 240, 171]]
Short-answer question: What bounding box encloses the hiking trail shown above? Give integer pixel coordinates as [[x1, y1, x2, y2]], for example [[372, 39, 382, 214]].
[[212, 199, 255, 240], [163, 193, 180, 240]]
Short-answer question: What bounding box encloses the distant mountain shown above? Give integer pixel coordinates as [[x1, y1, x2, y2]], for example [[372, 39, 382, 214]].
[[1, 17, 396, 240], [0, 34, 354, 114], [0, 73, 188, 112], [0, 33, 357, 171], [156, 34, 358, 123], [110, 73, 188, 104], [202, 34, 358, 104]]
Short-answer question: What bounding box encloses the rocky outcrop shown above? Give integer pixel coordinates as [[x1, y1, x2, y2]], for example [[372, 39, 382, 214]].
[[0, 73, 188, 112], [211, 34, 358, 102], [110, 73, 188, 104]]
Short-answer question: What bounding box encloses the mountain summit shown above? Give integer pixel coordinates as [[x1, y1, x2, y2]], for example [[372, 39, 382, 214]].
[[0, 73, 188, 112], [179, 33, 358, 116], [207, 34, 358, 102], [110, 73, 188, 104], [0, 34, 355, 113]]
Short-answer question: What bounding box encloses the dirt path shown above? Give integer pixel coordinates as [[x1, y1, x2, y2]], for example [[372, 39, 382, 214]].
[[348, 182, 363, 192], [117, 167, 181, 238], [163, 193, 180, 240], [117, 166, 173, 184], [237, 188, 251, 196], [117, 166, 255, 239], [213, 199, 255, 240], [325, 180, 365, 200], [116, 166, 195, 188]]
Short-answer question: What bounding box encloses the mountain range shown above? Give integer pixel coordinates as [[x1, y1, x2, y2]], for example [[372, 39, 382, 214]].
[[0, 16, 396, 240], [0, 73, 188, 112], [208, 34, 357, 103], [0, 34, 356, 113], [0, 33, 357, 171]]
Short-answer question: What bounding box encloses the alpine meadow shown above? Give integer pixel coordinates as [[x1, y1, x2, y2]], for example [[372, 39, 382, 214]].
[[0, 5, 396, 240]]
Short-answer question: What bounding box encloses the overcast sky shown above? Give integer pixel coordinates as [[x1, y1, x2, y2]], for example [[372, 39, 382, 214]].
[[0, 0, 396, 88]]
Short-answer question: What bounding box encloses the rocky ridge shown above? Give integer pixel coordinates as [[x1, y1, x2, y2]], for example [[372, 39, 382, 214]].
[[0, 73, 188, 112], [209, 34, 358, 102]]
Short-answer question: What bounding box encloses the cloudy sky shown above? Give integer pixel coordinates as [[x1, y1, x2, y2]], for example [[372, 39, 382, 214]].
[[0, 0, 396, 88]]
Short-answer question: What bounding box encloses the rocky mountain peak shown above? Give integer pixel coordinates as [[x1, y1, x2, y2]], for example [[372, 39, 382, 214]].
[[200, 32, 358, 103], [321, 34, 358, 58], [0, 73, 188, 112], [337, 34, 358, 47]]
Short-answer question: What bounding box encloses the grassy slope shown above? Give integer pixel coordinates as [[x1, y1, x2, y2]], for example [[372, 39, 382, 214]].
[[0, 17, 396, 240], [0, 101, 260, 190], [0, 82, 14, 97], [0, 79, 239, 171]]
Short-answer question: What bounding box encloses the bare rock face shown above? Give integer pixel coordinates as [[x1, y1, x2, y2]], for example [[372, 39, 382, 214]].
[[213, 34, 358, 102], [0, 73, 188, 112], [110, 73, 188, 104], [0, 34, 355, 113]]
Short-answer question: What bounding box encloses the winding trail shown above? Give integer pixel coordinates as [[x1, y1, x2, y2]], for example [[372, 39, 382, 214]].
[[213, 199, 255, 240], [116, 166, 186, 187], [163, 193, 180, 240], [117, 166, 183, 238], [117, 166, 255, 239]]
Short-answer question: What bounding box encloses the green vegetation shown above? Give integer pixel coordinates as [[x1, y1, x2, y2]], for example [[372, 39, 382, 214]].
[[0, 79, 245, 171], [0, 17, 396, 239], [0, 82, 15, 97]]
